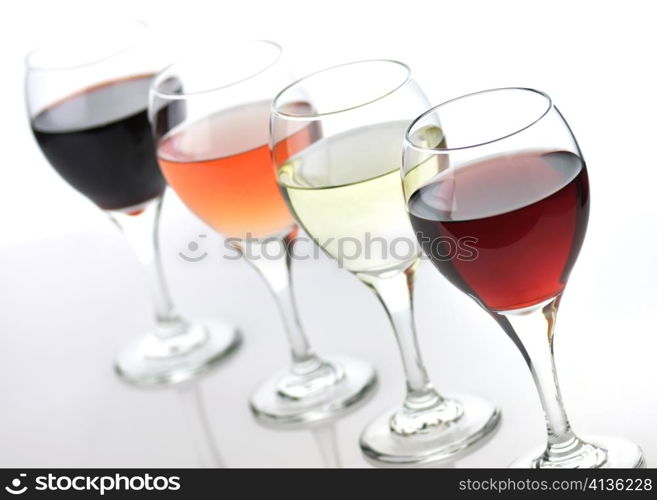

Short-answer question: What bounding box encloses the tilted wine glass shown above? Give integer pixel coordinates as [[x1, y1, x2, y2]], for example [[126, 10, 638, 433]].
[[25, 20, 240, 387], [402, 87, 644, 468], [271, 60, 500, 466], [149, 41, 376, 426]]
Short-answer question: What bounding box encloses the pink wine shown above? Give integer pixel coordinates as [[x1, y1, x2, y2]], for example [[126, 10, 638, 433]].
[[158, 101, 319, 239], [408, 150, 590, 311]]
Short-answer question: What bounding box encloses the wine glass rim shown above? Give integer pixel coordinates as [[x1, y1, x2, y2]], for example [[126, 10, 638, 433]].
[[150, 40, 283, 99], [405, 87, 553, 153], [25, 19, 148, 72], [271, 59, 412, 120]]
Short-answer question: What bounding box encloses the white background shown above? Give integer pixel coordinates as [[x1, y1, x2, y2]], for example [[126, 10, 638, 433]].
[[0, 0, 656, 467]]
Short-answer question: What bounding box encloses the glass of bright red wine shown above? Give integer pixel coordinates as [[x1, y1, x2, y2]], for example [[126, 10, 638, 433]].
[[25, 21, 241, 387], [149, 41, 376, 426], [402, 87, 643, 468]]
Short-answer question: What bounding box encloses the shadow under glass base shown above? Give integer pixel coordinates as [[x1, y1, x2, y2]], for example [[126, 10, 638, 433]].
[[510, 435, 645, 469], [360, 393, 501, 467], [250, 356, 377, 427], [115, 320, 241, 387]]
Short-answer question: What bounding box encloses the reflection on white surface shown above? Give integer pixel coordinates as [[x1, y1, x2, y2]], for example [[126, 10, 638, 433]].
[[311, 425, 342, 468], [175, 382, 225, 468]]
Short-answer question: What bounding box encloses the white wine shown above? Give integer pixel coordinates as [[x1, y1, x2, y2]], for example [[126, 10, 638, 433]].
[[278, 121, 419, 275]]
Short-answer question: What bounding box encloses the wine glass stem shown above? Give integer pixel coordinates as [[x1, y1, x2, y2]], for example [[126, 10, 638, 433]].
[[493, 296, 584, 457], [233, 232, 320, 374], [109, 195, 183, 338], [359, 264, 442, 409]]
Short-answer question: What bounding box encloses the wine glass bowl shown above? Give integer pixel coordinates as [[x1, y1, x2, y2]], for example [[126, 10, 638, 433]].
[[402, 88, 643, 468], [25, 20, 241, 387]]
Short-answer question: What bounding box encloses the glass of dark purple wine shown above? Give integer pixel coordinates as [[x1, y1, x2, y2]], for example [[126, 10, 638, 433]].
[[25, 21, 240, 386], [402, 88, 643, 468]]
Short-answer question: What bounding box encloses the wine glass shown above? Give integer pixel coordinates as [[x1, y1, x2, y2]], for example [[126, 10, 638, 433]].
[[271, 60, 500, 466], [149, 41, 376, 426], [402, 87, 644, 468], [25, 20, 240, 387]]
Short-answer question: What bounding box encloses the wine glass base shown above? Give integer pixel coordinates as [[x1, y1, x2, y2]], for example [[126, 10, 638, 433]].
[[115, 320, 241, 387], [510, 436, 645, 468], [250, 356, 377, 428], [360, 393, 501, 467]]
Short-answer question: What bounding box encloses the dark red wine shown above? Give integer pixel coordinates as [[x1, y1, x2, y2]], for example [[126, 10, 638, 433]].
[[31, 75, 166, 211], [408, 150, 589, 311]]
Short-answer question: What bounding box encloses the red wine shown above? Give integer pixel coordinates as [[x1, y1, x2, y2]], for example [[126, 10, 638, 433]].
[[31, 75, 166, 211], [408, 150, 589, 311]]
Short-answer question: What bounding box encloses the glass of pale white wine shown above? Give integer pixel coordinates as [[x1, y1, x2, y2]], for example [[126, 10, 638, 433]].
[[270, 60, 500, 466]]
